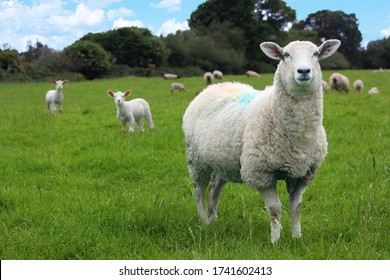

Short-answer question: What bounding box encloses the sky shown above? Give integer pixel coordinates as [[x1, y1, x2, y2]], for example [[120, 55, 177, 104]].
[[0, 0, 389, 52]]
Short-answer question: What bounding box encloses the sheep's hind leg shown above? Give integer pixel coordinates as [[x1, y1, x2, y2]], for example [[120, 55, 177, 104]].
[[207, 175, 226, 223], [287, 178, 307, 239], [259, 187, 282, 244], [136, 120, 144, 133]]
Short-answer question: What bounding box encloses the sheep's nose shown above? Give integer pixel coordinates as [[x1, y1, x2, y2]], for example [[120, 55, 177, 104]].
[[297, 68, 311, 74]]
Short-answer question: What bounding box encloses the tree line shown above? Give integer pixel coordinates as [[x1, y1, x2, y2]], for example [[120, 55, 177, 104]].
[[1, 0, 389, 82]]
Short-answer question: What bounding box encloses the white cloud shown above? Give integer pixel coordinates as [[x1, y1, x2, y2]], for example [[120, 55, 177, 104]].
[[107, 7, 134, 21], [150, 0, 181, 13], [49, 4, 105, 28], [157, 18, 189, 36], [113, 18, 144, 29], [380, 27, 390, 38]]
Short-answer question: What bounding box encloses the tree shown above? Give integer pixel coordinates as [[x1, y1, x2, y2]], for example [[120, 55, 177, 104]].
[[64, 40, 112, 79], [363, 37, 390, 69], [300, 10, 362, 64]]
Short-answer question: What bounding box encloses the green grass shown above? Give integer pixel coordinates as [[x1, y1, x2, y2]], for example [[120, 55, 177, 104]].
[[0, 71, 389, 260]]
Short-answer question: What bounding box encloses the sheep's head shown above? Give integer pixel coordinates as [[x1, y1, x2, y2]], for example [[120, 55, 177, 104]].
[[107, 90, 132, 105], [260, 40, 340, 98], [52, 80, 68, 90]]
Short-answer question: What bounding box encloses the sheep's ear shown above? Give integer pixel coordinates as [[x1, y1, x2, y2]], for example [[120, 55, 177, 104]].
[[107, 90, 115, 97], [318, 39, 341, 60], [52, 80, 57, 85], [260, 42, 284, 61], [62, 80, 68, 85], [124, 90, 132, 97]]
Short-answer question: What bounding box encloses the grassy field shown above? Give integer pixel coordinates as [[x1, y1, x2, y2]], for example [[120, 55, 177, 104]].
[[0, 70, 389, 260]]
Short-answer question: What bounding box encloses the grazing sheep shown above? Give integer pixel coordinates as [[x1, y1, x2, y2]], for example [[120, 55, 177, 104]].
[[368, 87, 379, 94], [163, 73, 180, 79], [353, 79, 364, 92], [45, 80, 68, 115], [107, 90, 154, 133], [322, 80, 328, 93], [330, 73, 349, 93], [183, 39, 340, 243], [203, 72, 213, 85], [213, 70, 223, 79], [246, 70, 260, 77], [171, 82, 186, 93]]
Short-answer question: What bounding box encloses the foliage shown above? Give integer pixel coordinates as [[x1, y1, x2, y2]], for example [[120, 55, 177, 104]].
[[64, 40, 112, 80], [362, 37, 390, 69], [0, 71, 389, 259]]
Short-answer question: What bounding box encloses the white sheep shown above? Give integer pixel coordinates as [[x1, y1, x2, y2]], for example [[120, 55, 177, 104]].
[[170, 82, 186, 93], [213, 70, 223, 79], [45, 80, 68, 115], [107, 90, 154, 133], [322, 80, 328, 93], [368, 87, 379, 94], [203, 72, 213, 85], [163, 73, 180, 79], [183, 39, 340, 243], [246, 70, 260, 77], [330, 73, 349, 93], [353, 79, 364, 92]]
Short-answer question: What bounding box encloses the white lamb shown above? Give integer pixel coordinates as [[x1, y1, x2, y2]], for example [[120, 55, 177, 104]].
[[45, 80, 68, 115], [107, 90, 154, 133], [213, 70, 223, 79], [353, 79, 364, 92], [330, 73, 349, 93], [368, 87, 379, 94], [183, 39, 340, 243], [170, 82, 186, 93], [246, 70, 260, 77], [203, 72, 213, 85], [163, 73, 180, 79]]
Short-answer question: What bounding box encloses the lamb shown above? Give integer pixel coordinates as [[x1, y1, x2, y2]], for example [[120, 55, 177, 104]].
[[45, 80, 68, 115], [368, 87, 379, 94], [330, 73, 349, 93], [353, 79, 364, 92], [183, 39, 340, 243], [170, 82, 186, 93], [246, 70, 260, 77], [203, 72, 213, 85], [163, 73, 180, 79], [107, 90, 154, 133], [213, 70, 223, 79]]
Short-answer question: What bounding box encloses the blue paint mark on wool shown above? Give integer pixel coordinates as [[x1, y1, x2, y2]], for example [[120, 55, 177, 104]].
[[237, 91, 259, 104]]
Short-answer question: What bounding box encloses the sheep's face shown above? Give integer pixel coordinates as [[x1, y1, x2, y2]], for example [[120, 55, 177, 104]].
[[52, 80, 68, 90], [107, 90, 132, 105], [260, 40, 340, 98]]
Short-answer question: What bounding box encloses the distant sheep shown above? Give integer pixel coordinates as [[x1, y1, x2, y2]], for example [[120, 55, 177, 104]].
[[163, 73, 180, 79], [322, 80, 328, 93], [330, 73, 349, 93], [368, 87, 379, 94], [107, 90, 154, 133], [213, 70, 223, 79], [45, 80, 68, 115], [203, 72, 213, 85], [183, 39, 340, 243], [353, 79, 364, 92], [170, 82, 186, 93], [246, 70, 260, 77]]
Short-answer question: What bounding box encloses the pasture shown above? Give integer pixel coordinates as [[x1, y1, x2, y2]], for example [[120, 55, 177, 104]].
[[0, 70, 389, 259]]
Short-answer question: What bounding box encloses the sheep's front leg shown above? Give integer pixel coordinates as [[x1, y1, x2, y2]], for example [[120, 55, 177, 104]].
[[120, 122, 127, 134], [260, 187, 282, 243], [287, 178, 308, 239], [194, 182, 208, 224], [129, 117, 135, 133]]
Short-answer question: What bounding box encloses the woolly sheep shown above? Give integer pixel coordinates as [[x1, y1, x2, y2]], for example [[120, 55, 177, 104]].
[[171, 82, 186, 93], [353, 79, 364, 92], [330, 73, 349, 93], [203, 72, 213, 85], [163, 73, 180, 79], [246, 70, 260, 77], [45, 80, 68, 115], [183, 39, 341, 243], [107, 90, 154, 133], [213, 70, 223, 79], [368, 87, 379, 94]]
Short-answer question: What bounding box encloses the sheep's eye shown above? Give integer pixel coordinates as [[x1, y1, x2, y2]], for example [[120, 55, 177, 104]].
[[283, 52, 290, 59], [314, 51, 320, 57]]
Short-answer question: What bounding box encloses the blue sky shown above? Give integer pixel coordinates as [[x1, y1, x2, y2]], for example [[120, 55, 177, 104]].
[[0, 0, 389, 52]]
